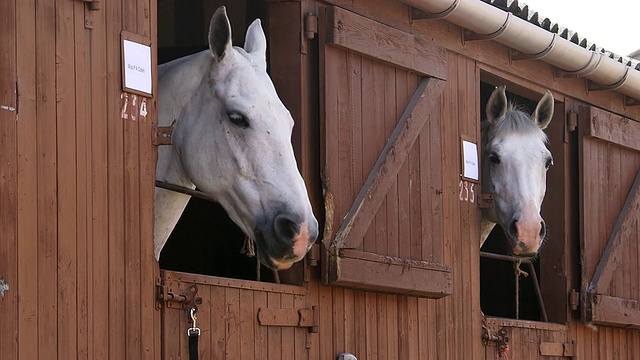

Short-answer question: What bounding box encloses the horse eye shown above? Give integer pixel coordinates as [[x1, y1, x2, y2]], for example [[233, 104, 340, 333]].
[[489, 153, 501, 165], [227, 112, 249, 128], [545, 158, 553, 169]]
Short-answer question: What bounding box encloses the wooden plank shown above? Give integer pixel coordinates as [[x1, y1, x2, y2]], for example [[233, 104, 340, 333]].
[[36, 0, 58, 358], [397, 296, 409, 359], [589, 168, 640, 294], [16, 0, 38, 357], [89, 3, 110, 357], [328, 249, 452, 298], [258, 307, 304, 327], [55, 0, 78, 358], [226, 288, 241, 358], [195, 286, 211, 360], [210, 285, 226, 357], [366, 59, 384, 255], [254, 290, 268, 360], [317, 285, 333, 360], [384, 66, 399, 259], [0, 0, 17, 358], [124, 93, 142, 360], [107, 0, 126, 356], [406, 296, 419, 359], [137, 0, 159, 358], [293, 294, 307, 360], [160, 270, 306, 295], [279, 295, 296, 358], [583, 105, 640, 152], [396, 70, 411, 261], [240, 289, 256, 359], [372, 61, 387, 256], [385, 294, 398, 359], [160, 304, 181, 359], [590, 294, 640, 328], [442, 51, 461, 359], [267, 292, 282, 360], [409, 142, 422, 261], [333, 77, 445, 250], [73, 1, 91, 358], [352, 54, 367, 253], [325, 6, 446, 80], [351, 291, 364, 358]]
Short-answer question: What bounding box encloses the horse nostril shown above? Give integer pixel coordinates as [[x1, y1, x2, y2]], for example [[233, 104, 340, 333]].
[[274, 214, 300, 240], [539, 220, 546, 238]]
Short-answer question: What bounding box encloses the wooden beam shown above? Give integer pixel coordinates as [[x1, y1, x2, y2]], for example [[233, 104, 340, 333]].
[[590, 294, 640, 328], [326, 249, 452, 298], [325, 6, 446, 80], [582, 105, 640, 152], [331, 77, 445, 250], [589, 167, 640, 294]]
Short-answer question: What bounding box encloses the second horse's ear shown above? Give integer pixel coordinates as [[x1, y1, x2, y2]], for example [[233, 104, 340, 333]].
[[532, 90, 554, 130], [486, 85, 507, 124], [208, 6, 233, 63]]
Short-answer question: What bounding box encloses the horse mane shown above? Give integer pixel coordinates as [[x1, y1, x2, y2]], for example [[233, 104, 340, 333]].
[[481, 103, 548, 145]]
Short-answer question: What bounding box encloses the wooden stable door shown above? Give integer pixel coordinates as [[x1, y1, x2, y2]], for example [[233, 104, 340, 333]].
[[158, 270, 316, 359], [319, 5, 451, 298], [579, 105, 640, 328]]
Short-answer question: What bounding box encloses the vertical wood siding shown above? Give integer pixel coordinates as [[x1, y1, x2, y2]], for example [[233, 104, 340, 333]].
[[0, 0, 159, 359]]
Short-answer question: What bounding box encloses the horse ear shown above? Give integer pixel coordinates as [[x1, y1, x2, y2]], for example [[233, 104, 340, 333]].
[[486, 85, 507, 124], [208, 6, 233, 63], [244, 19, 267, 70], [532, 90, 554, 130]]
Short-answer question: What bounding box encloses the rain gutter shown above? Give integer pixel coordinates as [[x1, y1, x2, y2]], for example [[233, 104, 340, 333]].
[[398, 0, 640, 101]]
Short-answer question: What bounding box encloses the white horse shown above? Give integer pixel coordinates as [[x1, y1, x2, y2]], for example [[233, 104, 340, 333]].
[[480, 86, 554, 256], [154, 6, 318, 270]]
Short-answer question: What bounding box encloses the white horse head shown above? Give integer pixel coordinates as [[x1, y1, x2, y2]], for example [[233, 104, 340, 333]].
[[155, 6, 318, 270], [480, 86, 554, 257]]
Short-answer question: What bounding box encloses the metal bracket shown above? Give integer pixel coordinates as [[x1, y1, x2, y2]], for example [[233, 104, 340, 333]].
[[153, 120, 176, 146], [478, 193, 494, 208], [569, 289, 580, 311], [463, 13, 511, 42], [410, 0, 460, 20], [76, 0, 101, 11], [482, 326, 509, 357], [156, 277, 202, 310], [510, 34, 557, 61], [625, 96, 640, 107]]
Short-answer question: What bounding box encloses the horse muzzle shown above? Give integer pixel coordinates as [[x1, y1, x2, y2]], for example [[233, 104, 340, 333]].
[[506, 216, 546, 256], [254, 212, 318, 270]]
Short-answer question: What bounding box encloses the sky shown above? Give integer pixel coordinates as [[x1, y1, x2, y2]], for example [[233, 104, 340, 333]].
[[520, 0, 638, 56]]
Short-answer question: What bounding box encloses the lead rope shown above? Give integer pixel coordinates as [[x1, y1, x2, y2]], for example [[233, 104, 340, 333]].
[[513, 260, 529, 320], [187, 307, 200, 360]]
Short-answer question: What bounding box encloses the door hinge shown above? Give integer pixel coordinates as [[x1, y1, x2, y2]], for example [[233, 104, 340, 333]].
[[569, 289, 580, 311], [567, 111, 578, 132], [301, 13, 318, 54], [540, 341, 576, 357], [156, 277, 202, 310], [306, 243, 321, 267], [76, 0, 101, 11], [257, 306, 319, 333], [304, 13, 318, 40]]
